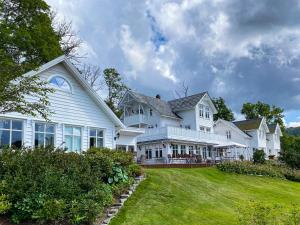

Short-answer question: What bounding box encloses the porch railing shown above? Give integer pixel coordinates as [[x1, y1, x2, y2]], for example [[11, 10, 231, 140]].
[[123, 114, 149, 126]]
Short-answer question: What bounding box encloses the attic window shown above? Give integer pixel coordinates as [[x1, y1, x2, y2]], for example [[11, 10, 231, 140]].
[[49, 76, 71, 92]]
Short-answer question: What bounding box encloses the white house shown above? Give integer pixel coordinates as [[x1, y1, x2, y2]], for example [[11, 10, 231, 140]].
[[119, 90, 282, 163], [119, 90, 239, 163], [214, 117, 282, 160], [0, 56, 142, 152]]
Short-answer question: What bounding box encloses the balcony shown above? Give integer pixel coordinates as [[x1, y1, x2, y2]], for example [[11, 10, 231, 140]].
[[123, 114, 149, 127], [137, 126, 229, 145]]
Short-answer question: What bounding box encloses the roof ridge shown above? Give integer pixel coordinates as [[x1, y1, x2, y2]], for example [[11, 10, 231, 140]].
[[168, 91, 207, 103]]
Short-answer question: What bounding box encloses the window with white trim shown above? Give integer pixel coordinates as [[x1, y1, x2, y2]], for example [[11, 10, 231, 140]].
[[145, 149, 152, 159], [64, 126, 82, 152], [89, 128, 104, 148], [206, 127, 211, 133], [200, 126, 205, 132], [226, 130, 231, 140], [49, 76, 71, 92], [155, 148, 162, 158], [0, 119, 23, 148], [172, 144, 179, 157], [205, 106, 210, 119], [189, 145, 194, 155], [180, 145, 186, 155], [35, 123, 55, 148], [199, 104, 204, 117]]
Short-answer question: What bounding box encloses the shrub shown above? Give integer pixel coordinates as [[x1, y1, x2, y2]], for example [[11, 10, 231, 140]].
[[128, 164, 143, 177], [217, 161, 298, 181], [0, 147, 138, 224], [253, 149, 266, 164], [280, 134, 300, 169]]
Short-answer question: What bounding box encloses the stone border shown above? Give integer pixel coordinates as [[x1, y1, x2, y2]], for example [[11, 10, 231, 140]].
[[98, 175, 145, 225]]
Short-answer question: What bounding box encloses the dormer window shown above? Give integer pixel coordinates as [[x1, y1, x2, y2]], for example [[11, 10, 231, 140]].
[[205, 106, 210, 119], [49, 76, 71, 92]]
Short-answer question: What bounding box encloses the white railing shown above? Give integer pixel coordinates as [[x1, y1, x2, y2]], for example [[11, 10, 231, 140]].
[[123, 114, 149, 126], [137, 126, 228, 145]]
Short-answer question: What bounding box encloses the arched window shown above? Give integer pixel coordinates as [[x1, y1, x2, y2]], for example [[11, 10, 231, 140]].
[[49, 76, 71, 92]]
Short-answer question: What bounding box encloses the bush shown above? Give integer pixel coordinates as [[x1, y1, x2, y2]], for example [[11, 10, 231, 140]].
[[280, 134, 300, 169], [0, 147, 138, 224], [253, 149, 266, 164], [128, 164, 143, 177], [217, 161, 299, 181]]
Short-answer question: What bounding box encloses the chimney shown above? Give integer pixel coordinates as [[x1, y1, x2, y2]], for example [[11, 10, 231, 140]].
[[155, 94, 161, 99]]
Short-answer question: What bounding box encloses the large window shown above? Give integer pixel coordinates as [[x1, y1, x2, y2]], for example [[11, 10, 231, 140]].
[[180, 145, 186, 155], [64, 126, 82, 152], [172, 144, 179, 157], [89, 128, 104, 148], [205, 106, 210, 119], [49, 76, 71, 92], [0, 119, 23, 148], [35, 123, 55, 148], [155, 148, 163, 158], [189, 145, 194, 155]]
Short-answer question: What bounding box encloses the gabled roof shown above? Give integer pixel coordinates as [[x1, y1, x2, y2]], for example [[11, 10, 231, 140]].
[[23, 55, 125, 128], [268, 123, 283, 136], [128, 91, 180, 119], [233, 118, 263, 131], [215, 119, 252, 138], [168, 92, 207, 111]]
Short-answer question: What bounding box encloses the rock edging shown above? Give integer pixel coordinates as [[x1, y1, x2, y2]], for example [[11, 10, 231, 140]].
[[98, 175, 145, 225]]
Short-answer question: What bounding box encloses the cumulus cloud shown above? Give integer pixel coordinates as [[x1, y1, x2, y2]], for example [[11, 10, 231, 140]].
[[46, 0, 300, 122]]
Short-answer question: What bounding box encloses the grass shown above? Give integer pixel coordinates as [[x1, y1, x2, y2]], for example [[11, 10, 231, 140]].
[[110, 167, 300, 225]]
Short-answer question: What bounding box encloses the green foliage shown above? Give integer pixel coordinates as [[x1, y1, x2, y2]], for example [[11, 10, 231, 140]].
[[286, 126, 300, 137], [128, 164, 143, 177], [217, 161, 300, 182], [212, 97, 235, 121], [103, 68, 128, 117], [0, 147, 137, 224], [280, 134, 300, 169], [253, 149, 266, 164], [241, 101, 285, 129], [237, 201, 300, 225]]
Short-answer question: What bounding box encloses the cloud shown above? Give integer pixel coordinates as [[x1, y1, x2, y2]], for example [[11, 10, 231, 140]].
[[46, 0, 300, 123]]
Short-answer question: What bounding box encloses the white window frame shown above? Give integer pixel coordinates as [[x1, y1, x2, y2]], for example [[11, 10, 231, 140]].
[[64, 125, 82, 152], [145, 149, 152, 159], [48, 75, 72, 93], [200, 126, 205, 132], [34, 122, 56, 148], [88, 127, 105, 148], [226, 130, 231, 140], [199, 104, 204, 118], [0, 118, 24, 148], [205, 106, 210, 119]]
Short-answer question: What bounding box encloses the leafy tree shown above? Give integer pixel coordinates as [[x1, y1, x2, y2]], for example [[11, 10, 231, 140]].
[[103, 68, 128, 117], [0, 0, 80, 120], [280, 134, 300, 169], [212, 97, 235, 121], [241, 101, 284, 128]]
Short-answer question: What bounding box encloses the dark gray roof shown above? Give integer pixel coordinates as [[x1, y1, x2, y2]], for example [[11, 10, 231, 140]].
[[233, 118, 262, 131], [167, 92, 207, 112], [129, 91, 179, 119]]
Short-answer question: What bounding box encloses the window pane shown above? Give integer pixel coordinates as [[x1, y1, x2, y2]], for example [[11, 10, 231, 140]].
[[90, 129, 96, 137], [35, 133, 45, 148], [12, 120, 23, 130], [0, 130, 10, 148], [90, 137, 96, 148], [97, 138, 103, 147], [35, 123, 45, 132], [65, 135, 73, 151], [65, 126, 73, 135], [73, 127, 81, 136], [0, 120, 10, 130], [45, 134, 55, 147], [73, 136, 81, 152], [97, 130, 103, 137], [11, 131, 22, 148], [46, 124, 55, 133]]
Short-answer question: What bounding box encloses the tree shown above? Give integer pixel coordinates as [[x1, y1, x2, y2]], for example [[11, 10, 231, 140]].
[[212, 97, 235, 121], [0, 0, 81, 120], [241, 101, 284, 128], [253, 149, 266, 164], [174, 81, 189, 98], [103, 68, 128, 117], [279, 134, 300, 169], [80, 64, 104, 91]]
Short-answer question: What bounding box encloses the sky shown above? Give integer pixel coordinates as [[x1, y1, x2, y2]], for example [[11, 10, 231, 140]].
[[46, 0, 300, 127]]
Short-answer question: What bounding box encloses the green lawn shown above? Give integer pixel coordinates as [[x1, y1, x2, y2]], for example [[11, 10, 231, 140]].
[[110, 167, 300, 225]]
